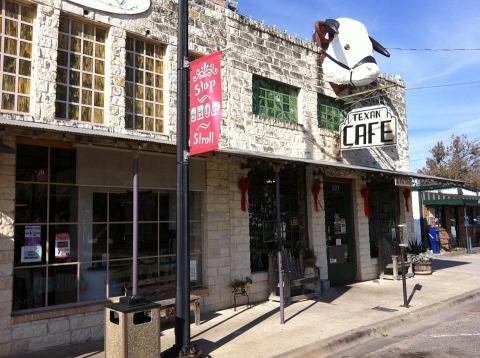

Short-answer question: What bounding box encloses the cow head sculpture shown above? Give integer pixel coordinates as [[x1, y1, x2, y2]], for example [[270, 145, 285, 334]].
[[313, 18, 390, 90]]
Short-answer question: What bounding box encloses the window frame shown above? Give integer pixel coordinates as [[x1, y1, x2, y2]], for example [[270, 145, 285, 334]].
[[124, 34, 165, 133], [317, 94, 345, 131], [0, 0, 35, 114], [252, 75, 298, 122], [54, 15, 107, 124], [13, 143, 204, 314]]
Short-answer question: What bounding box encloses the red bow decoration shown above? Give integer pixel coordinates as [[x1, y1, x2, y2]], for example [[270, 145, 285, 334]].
[[238, 177, 249, 212], [311, 182, 321, 212], [360, 186, 370, 218], [403, 188, 411, 212]]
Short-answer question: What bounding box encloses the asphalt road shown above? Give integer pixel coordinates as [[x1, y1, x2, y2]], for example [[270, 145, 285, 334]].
[[330, 296, 480, 358]]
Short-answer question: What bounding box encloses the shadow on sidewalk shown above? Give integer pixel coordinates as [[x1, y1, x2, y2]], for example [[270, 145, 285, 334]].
[[193, 306, 280, 355], [433, 259, 470, 271], [318, 286, 352, 304]]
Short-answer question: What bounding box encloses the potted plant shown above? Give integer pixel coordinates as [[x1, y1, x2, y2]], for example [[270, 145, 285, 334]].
[[407, 240, 434, 275], [303, 247, 317, 268], [230, 278, 251, 294]]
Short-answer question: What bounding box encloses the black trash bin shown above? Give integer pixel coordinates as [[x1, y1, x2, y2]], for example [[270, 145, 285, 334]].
[[105, 297, 161, 358]]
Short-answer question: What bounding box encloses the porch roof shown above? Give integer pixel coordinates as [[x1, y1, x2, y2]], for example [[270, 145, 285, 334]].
[[218, 148, 463, 184]]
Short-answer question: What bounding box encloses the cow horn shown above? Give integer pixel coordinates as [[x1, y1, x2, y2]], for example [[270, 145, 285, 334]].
[[324, 19, 339, 35], [369, 36, 390, 57]]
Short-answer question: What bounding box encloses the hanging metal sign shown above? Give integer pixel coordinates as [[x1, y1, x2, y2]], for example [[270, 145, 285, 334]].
[[340, 105, 397, 150], [395, 177, 412, 187], [67, 0, 151, 15], [189, 51, 222, 156]]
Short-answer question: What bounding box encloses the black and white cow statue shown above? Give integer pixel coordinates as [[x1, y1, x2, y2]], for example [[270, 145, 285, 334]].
[[313, 18, 390, 89]]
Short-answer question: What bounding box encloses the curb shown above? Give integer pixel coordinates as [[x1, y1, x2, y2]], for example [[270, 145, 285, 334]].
[[273, 287, 480, 358]]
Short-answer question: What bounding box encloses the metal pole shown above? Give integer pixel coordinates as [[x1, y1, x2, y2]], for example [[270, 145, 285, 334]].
[[398, 224, 408, 308], [274, 166, 285, 324], [175, 0, 191, 354], [132, 155, 139, 296]]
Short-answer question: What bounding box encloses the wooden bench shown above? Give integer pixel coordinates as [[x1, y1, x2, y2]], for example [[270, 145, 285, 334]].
[[155, 295, 201, 326], [268, 250, 321, 304], [126, 276, 201, 325], [379, 238, 414, 280]]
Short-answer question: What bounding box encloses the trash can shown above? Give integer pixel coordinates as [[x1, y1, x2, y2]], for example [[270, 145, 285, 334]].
[[428, 227, 440, 253], [105, 297, 161, 358]]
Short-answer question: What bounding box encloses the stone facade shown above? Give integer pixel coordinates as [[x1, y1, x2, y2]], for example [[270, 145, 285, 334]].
[[0, 0, 414, 355]]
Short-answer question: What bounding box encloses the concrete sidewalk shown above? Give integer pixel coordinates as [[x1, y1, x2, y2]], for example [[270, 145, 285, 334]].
[[14, 252, 480, 358]]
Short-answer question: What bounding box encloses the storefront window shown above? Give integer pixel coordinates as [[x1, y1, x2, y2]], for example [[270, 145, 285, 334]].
[[13, 144, 204, 312], [248, 166, 308, 272], [0, 0, 34, 113]]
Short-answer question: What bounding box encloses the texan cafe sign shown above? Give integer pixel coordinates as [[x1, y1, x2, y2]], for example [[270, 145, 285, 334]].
[[340, 105, 397, 150]]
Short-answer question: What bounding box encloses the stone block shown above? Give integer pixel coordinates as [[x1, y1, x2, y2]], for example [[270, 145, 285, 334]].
[[69, 313, 103, 330], [12, 322, 47, 340], [0, 342, 11, 357], [47, 317, 70, 334], [71, 327, 92, 344]]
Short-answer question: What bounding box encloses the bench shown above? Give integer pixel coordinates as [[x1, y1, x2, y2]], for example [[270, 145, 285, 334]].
[[155, 295, 201, 326], [268, 250, 321, 304], [125, 275, 201, 326], [379, 238, 414, 280]]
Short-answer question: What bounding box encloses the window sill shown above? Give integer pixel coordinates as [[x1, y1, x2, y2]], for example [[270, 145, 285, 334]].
[[252, 114, 303, 131]]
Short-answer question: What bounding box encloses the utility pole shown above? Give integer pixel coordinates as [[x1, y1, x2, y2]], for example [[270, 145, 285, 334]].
[[175, 0, 191, 355]]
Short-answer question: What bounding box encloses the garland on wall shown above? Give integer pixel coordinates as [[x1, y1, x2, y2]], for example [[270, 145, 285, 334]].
[[238, 177, 249, 212], [360, 186, 370, 218], [403, 188, 411, 212], [311, 181, 321, 212]]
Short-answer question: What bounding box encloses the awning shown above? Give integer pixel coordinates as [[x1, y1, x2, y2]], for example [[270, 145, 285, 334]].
[[218, 147, 463, 184], [422, 192, 480, 207]]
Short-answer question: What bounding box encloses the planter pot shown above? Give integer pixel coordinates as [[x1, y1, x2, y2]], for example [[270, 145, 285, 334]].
[[414, 260, 433, 275]]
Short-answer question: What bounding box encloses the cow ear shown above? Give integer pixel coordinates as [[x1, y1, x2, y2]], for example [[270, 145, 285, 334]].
[[325, 19, 340, 35], [369, 36, 390, 57]]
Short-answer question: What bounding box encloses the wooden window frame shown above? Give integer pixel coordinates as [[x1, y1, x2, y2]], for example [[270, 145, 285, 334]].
[[125, 35, 165, 133], [0, 0, 34, 114], [55, 16, 106, 124]]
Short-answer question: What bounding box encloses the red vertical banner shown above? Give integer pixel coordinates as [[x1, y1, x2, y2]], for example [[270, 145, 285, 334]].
[[189, 51, 222, 156]]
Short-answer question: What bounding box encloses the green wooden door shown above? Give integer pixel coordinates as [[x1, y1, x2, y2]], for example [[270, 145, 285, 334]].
[[324, 181, 356, 285]]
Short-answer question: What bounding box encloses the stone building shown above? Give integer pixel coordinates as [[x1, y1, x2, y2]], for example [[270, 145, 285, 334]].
[[0, 0, 444, 354]]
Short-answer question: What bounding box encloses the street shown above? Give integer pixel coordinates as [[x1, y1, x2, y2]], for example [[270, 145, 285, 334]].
[[331, 296, 480, 358]]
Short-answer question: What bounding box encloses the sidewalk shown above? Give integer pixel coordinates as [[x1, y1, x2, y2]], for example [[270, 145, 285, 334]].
[[15, 253, 480, 358]]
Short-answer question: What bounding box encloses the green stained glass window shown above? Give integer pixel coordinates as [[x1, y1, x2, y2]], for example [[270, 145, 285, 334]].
[[318, 95, 345, 131], [252, 76, 298, 122]]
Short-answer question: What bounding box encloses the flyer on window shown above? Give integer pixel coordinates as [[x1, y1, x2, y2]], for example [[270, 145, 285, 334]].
[[25, 225, 41, 245], [55, 233, 71, 259], [21, 245, 42, 263]]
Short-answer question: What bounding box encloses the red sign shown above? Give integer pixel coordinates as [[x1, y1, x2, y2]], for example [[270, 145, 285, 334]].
[[189, 51, 222, 156]]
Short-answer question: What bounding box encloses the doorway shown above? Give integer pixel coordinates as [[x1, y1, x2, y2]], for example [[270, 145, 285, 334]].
[[324, 181, 356, 285]]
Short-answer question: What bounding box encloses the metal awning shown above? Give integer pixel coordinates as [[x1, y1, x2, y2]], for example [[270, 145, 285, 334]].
[[422, 192, 480, 207], [218, 147, 463, 184]]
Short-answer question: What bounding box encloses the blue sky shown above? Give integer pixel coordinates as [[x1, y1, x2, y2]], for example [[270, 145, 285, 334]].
[[236, 0, 480, 171]]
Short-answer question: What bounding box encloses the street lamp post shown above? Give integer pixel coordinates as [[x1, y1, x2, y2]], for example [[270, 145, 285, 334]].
[[175, 0, 191, 355]]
